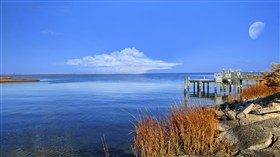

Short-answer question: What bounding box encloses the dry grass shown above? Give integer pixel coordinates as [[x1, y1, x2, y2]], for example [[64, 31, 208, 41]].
[[225, 83, 280, 103], [132, 117, 169, 157], [240, 83, 280, 100], [132, 106, 230, 157]]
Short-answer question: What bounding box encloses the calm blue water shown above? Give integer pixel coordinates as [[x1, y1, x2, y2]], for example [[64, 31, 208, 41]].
[[1, 74, 216, 157]]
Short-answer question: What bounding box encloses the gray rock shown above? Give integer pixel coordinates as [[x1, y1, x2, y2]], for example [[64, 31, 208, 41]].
[[239, 114, 280, 126], [247, 133, 272, 150], [218, 123, 232, 132], [237, 103, 254, 119], [219, 129, 239, 146], [225, 110, 236, 120], [274, 99, 280, 103], [239, 114, 263, 126], [262, 113, 280, 120], [240, 140, 280, 157], [221, 120, 239, 128], [271, 102, 280, 107], [242, 103, 255, 114], [251, 104, 262, 112], [236, 112, 247, 119], [220, 115, 229, 121], [216, 92, 280, 157], [261, 139, 280, 156], [254, 117, 280, 128], [254, 106, 280, 115], [265, 127, 280, 137], [253, 117, 280, 137], [232, 124, 272, 150], [239, 149, 275, 157], [215, 110, 224, 117]]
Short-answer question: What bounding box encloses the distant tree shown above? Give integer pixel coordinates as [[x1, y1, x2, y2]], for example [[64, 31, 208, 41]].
[[263, 63, 280, 88]]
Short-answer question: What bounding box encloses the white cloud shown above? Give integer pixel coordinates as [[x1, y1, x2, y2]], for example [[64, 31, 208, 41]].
[[67, 48, 181, 74], [40, 29, 62, 35]]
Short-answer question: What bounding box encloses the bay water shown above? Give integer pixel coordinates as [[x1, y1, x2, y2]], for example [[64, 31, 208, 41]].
[[1, 73, 217, 157]]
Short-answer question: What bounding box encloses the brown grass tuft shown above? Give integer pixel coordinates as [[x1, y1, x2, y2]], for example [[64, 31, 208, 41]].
[[132, 106, 230, 157], [240, 83, 280, 100], [225, 83, 280, 103], [132, 116, 168, 157]]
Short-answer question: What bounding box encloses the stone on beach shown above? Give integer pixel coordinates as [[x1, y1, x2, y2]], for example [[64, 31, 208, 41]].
[[223, 124, 273, 150], [225, 110, 236, 120], [236, 103, 254, 119], [254, 105, 280, 115], [214, 110, 224, 118], [239, 114, 263, 125], [216, 92, 280, 156]]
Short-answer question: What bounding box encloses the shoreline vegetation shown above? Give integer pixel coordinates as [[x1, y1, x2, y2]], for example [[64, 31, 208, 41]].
[[132, 63, 280, 157], [132, 106, 230, 157], [0, 77, 40, 83]]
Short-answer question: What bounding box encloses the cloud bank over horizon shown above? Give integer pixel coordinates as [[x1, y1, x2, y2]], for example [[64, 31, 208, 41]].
[[67, 48, 181, 74]]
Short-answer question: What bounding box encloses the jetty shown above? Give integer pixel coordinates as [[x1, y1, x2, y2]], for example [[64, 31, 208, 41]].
[[184, 70, 264, 96]]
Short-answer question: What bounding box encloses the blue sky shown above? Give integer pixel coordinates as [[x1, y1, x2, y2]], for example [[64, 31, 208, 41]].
[[1, 0, 279, 74]]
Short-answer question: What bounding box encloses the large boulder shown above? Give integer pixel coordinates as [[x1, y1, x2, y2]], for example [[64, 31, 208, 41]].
[[221, 124, 273, 151], [235, 124, 272, 150], [238, 140, 280, 157]]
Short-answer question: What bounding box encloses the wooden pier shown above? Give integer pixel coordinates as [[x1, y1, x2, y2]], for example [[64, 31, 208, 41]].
[[184, 71, 265, 96]]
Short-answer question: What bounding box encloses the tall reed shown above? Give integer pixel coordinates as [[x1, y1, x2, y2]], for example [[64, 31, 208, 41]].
[[132, 116, 169, 157], [132, 106, 229, 157], [241, 83, 280, 100], [225, 83, 280, 103]]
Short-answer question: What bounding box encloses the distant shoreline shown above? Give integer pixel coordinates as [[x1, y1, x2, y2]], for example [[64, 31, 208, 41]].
[[0, 72, 262, 76], [0, 77, 40, 83]]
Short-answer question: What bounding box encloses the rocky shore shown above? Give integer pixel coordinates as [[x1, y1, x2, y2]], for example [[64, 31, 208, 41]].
[[216, 92, 280, 156]]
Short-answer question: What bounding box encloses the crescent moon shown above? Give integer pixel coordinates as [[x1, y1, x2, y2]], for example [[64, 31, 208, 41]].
[[249, 21, 265, 40]]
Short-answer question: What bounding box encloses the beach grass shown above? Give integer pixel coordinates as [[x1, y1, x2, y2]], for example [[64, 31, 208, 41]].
[[132, 105, 230, 157], [225, 83, 280, 103], [240, 83, 278, 100]]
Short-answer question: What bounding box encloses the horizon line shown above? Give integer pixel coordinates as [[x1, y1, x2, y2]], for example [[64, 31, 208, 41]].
[[0, 71, 263, 75]]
